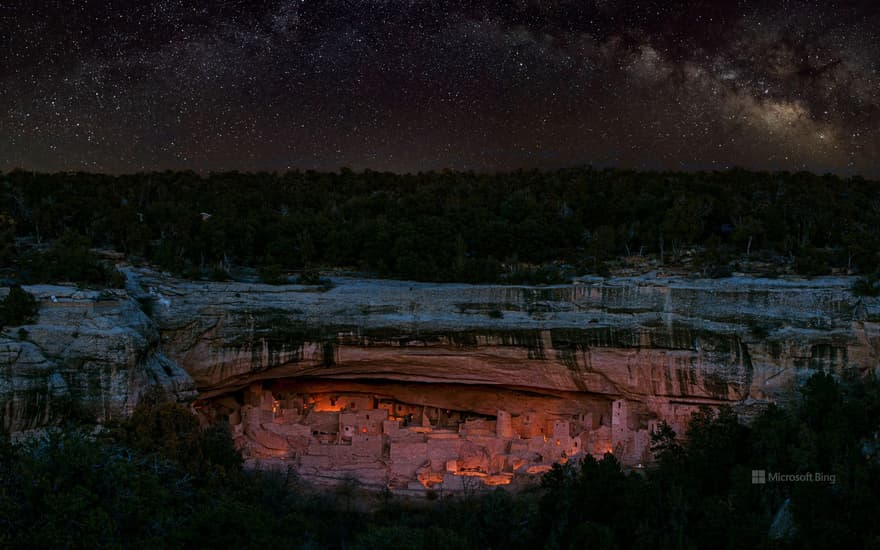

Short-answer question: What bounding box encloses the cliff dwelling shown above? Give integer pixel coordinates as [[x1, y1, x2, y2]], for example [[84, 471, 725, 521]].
[[197, 378, 671, 491], [8, 269, 865, 495]]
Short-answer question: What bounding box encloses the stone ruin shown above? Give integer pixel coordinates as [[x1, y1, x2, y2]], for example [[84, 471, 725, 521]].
[[196, 378, 688, 492]]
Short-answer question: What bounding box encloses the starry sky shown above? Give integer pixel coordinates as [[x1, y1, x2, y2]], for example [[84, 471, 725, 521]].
[[2, 1, 878, 176]]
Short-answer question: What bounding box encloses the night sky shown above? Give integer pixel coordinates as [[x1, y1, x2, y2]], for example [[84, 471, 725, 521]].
[[2, 1, 878, 176]]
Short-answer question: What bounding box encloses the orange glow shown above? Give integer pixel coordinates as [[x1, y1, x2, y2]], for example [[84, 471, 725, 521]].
[[456, 470, 487, 478], [312, 401, 344, 412], [483, 474, 513, 486], [230, 384, 623, 494]]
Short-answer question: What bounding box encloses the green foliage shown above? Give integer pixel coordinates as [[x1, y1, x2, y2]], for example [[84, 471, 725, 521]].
[[540, 453, 628, 543], [296, 266, 333, 290], [257, 264, 287, 285], [122, 401, 242, 482], [0, 426, 305, 548], [682, 406, 751, 496], [354, 525, 472, 550], [0, 214, 17, 268], [534, 373, 880, 549], [703, 263, 733, 278], [853, 274, 880, 297], [23, 233, 125, 288], [296, 266, 325, 285], [795, 246, 833, 276], [503, 264, 571, 285], [649, 420, 685, 466], [209, 268, 231, 281], [3, 167, 875, 283], [0, 285, 38, 330]]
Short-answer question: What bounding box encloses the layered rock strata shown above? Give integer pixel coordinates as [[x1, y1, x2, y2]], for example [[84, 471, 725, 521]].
[[0, 285, 195, 432], [3, 269, 878, 490], [136, 269, 880, 488]]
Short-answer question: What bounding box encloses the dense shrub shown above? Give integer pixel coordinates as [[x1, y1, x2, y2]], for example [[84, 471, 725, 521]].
[[0, 285, 38, 329], [795, 246, 833, 276], [22, 233, 124, 288], [853, 275, 880, 297], [258, 264, 287, 285], [122, 401, 242, 482]]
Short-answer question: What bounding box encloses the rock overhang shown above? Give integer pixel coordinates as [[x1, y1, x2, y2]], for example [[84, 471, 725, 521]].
[[3, 269, 878, 490]]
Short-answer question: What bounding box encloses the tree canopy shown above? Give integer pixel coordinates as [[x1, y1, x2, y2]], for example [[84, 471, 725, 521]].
[[2, 167, 878, 284]]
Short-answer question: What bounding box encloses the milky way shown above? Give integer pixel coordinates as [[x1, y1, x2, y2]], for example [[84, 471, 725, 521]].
[[1, 1, 878, 175]]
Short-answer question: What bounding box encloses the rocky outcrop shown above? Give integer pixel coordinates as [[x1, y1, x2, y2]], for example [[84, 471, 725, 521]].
[[4, 268, 879, 489], [137, 271, 880, 403], [127, 268, 880, 485], [0, 285, 195, 432]]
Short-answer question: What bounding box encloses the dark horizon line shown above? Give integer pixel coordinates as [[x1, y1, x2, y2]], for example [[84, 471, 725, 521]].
[[2, 164, 878, 182]]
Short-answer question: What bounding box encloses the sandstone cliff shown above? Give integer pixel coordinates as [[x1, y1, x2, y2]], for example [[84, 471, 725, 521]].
[[140, 269, 880, 478], [0, 284, 195, 433], [3, 269, 878, 487], [134, 270, 879, 404]]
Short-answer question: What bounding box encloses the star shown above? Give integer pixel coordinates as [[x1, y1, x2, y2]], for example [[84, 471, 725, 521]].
[[0, 1, 876, 176]]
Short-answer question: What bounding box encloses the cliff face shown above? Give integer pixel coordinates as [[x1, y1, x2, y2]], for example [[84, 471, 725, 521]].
[[135, 269, 879, 486], [145, 272, 878, 402], [3, 270, 878, 489], [0, 285, 195, 433]]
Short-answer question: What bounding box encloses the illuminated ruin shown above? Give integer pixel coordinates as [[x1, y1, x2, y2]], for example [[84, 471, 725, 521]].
[[198, 378, 670, 491]]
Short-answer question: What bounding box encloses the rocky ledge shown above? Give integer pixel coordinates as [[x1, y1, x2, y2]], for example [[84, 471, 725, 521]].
[[3, 269, 878, 489], [0, 284, 195, 433]]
